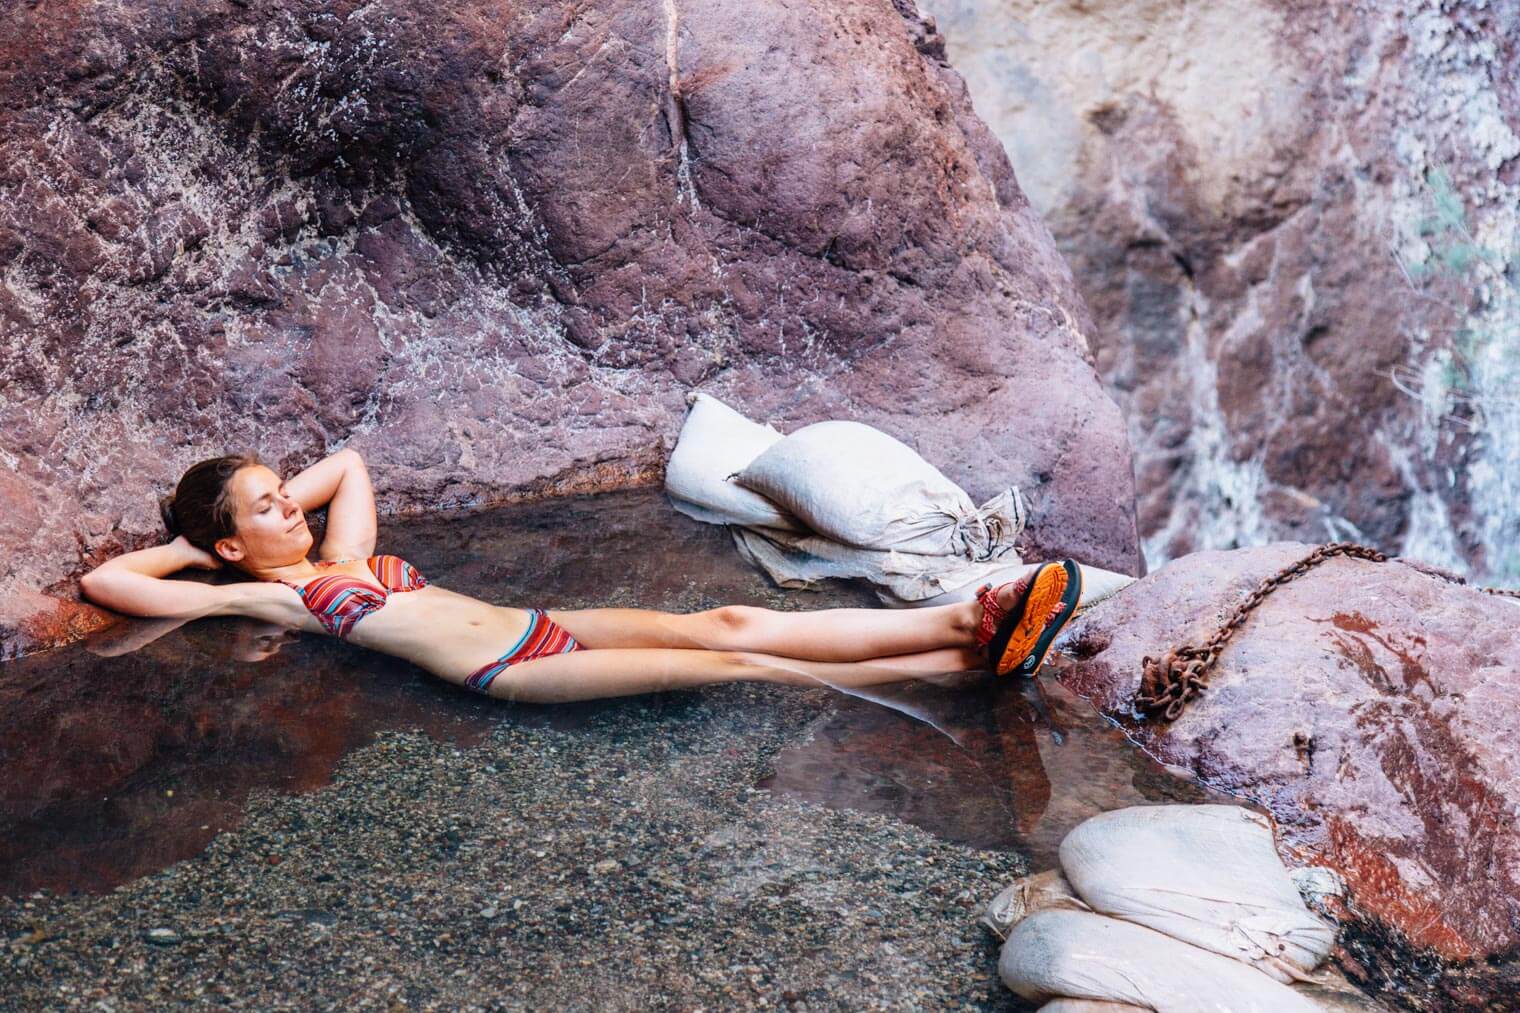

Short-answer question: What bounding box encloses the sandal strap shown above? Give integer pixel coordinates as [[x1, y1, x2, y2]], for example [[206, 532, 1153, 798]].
[[974, 582, 1006, 649], [975, 568, 1046, 651]]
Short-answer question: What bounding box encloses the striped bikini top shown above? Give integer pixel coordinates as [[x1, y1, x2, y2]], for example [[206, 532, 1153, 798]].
[[277, 555, 429, 639]]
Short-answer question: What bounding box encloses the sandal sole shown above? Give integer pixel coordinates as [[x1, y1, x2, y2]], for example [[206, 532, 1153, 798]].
[[988, 560, 1083, 677]]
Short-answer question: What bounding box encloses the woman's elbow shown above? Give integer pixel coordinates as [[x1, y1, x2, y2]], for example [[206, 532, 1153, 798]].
[[78, 570, 127, 613], [78, 569, 139, 615]]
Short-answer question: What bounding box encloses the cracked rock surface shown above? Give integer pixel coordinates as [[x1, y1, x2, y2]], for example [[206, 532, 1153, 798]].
[[0, 0, 1139, 658]]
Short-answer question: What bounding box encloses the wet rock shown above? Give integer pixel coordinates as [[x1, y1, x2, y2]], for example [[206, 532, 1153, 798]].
[[920, 0, 1520, 580], [1058, 543, 1520, 1005], [0, 589, 114, 662], [0, 0, 1140, 658]]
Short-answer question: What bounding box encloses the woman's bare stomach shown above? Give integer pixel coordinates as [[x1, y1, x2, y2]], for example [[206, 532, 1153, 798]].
[[335, 585, 538, 681]]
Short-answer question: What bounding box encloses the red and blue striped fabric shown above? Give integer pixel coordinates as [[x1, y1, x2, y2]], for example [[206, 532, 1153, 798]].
[[279, 554, 428, 639], [464, 608, 585, 694]]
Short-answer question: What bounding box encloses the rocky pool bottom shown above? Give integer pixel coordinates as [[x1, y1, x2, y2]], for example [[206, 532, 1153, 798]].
[[2, 489, 1238, 1008]]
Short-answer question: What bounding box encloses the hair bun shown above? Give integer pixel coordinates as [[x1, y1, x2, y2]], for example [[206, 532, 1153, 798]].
[[159, 496, 180, 536]]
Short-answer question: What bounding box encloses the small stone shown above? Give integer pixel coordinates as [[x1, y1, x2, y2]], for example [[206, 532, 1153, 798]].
[[479, 905, 498, 919], [590, 859, 620, 875], [144, 928, 181, 946]]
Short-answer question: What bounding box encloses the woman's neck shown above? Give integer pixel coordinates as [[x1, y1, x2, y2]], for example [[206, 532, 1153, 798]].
[[249, 557, 327, 583]]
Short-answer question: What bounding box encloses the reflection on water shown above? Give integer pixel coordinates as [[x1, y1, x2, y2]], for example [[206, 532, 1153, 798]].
[[1, 487, 1216, 897], [0, 619, 502, 897], [761, 660, 1229, 867]]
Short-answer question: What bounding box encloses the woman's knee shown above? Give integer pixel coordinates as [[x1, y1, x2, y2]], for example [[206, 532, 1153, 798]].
[[725, 650, 817, 686], [698, 604, 771, 643], [714, 604, 764, 628]]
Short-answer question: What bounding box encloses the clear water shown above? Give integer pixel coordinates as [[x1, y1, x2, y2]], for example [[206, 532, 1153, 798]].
[[0, 487, 1217, 898]]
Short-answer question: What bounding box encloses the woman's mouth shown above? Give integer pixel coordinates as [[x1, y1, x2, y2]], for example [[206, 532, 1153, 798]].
[[287, 518, 306, 533]]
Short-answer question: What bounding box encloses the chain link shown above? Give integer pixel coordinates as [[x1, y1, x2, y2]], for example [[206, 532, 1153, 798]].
[[1135, 542, 1518, 722]]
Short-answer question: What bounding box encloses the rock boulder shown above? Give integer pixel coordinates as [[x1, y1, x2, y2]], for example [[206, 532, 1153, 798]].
[[1059, 543, 1520, 1006]]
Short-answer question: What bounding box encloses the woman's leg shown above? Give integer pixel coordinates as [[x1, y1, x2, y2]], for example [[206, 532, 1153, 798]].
[[458, 643, 985, 705], [546, 600, 985, 663]]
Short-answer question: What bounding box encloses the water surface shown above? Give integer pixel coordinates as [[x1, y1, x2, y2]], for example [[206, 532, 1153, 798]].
[[1, 487, 1216, 897]]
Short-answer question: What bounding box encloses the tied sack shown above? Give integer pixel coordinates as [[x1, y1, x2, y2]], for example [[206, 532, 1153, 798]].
[[664, 392, 802, 532], [733, 420, 1019, 558], [1058, 805, 1335, 983], [1000, 910, 1321, 1013]]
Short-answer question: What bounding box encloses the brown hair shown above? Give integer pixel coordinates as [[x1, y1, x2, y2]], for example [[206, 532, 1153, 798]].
[[159, 452, 265, 561]]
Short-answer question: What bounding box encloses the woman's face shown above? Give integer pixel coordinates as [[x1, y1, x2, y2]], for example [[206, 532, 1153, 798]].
[[219, 465, 313, 568], [232, 621, 302, 662]]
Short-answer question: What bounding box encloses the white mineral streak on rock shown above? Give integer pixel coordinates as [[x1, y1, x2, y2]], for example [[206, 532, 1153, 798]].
[[1383, 4, 1520, 583], [918, 0, 1520, 582]]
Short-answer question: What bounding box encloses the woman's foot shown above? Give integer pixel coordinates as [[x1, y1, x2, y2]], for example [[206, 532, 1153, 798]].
[[973, 560, 1084, 677], [973, 569, 1038, 650]]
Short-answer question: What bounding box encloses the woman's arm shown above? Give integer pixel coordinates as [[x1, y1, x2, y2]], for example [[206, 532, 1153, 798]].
[[81, 537, 301, 625], [80, 535, 222, 618], [285, 447, 377, 560], [80, 535, 243, 620]]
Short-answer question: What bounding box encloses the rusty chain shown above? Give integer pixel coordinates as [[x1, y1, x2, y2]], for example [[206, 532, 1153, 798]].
[[1135, 541, 1520, 723]]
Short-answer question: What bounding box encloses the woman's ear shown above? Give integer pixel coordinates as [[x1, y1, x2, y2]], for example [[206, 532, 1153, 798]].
[[215, 536, 245, 564]]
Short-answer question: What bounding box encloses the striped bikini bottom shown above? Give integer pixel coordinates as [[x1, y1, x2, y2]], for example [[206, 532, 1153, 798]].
[[464, 608, 587, 694]]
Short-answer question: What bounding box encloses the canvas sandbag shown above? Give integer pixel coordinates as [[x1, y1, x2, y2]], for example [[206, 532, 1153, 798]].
[[1001, 909, 1321, 1012], [981, 868, 1090, 941], [663, 393, 1042, 604], [733, 420, 1021, 557], [730, 510, 1028, 605], [985, 866, 1374, 1012], [1059, 805, 1335, 983], [1040, 989, 1381, 1013], [664, 392, 801, 531]]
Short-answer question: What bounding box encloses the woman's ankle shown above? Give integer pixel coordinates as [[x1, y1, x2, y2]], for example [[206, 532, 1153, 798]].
[[957, 598, 984, 645]]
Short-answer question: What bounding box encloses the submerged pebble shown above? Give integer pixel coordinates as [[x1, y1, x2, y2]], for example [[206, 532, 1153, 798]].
[[0, 682, 1023, 1008]]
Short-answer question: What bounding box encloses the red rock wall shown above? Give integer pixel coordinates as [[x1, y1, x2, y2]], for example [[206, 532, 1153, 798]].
[[0, 0, 1140, 656]]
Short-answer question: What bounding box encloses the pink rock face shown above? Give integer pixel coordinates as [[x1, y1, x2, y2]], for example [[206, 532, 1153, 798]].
[[919, 0, 1520, 582], [1059, 543, 1520, 1004], [0, 0, 1139, 656]]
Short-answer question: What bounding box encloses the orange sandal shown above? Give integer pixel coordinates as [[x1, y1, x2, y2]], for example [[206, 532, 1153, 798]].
[[974, 560, 1083, 677]]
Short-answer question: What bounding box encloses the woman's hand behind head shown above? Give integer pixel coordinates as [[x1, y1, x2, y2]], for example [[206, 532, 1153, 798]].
[[171, 534, 224, 571]]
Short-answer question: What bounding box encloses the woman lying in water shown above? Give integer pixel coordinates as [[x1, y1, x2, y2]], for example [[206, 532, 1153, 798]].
[[80, 449, 1082, 703]]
